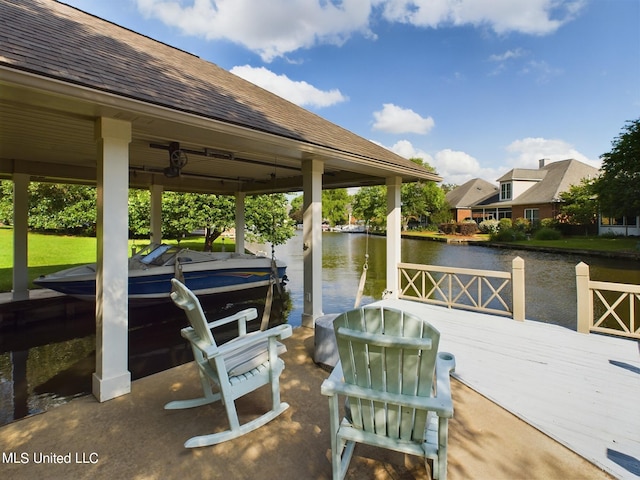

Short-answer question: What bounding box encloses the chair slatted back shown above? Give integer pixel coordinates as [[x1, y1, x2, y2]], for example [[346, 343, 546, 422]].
[[333, 306, 440, 442], [170, 280, 218, 350]]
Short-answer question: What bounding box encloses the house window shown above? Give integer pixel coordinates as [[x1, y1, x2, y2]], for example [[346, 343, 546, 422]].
[[500, 182, 512, 201], [497, 209, 512, 219], [600, 216, 628, 226], [524, 208, 539, 224]]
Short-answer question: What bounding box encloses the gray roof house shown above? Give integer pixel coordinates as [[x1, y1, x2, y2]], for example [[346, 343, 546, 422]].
[[447, 159, 599, 223], [445, 178, 499, 222]]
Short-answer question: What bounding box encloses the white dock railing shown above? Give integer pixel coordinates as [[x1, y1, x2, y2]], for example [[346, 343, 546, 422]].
[[576, 262, 640, 340], [397, 257, 525, 320]]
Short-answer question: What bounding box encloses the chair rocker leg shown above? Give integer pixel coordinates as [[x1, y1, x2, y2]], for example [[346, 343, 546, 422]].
[[333, 439, 355, 480], [184, 401, 290, 448], [164, 386, 221, 410]]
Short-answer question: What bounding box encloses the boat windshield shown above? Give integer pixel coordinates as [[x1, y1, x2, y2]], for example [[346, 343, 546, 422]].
[[132, 244, 180, 267]]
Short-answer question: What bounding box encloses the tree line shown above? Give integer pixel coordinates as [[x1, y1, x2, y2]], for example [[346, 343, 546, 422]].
[[0, 185, 295, 248], [0, 158, 453, 245], [1, 118, 637, 241], [288, 158, 453, 231]]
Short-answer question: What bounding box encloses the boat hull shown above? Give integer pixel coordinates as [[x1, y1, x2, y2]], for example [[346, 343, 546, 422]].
[[34, 258, 287, 301]]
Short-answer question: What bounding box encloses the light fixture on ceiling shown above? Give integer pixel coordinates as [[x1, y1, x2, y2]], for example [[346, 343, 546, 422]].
[[164, 142, 188, 178]]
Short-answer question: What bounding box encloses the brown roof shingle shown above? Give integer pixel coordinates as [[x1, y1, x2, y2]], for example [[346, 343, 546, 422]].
[[0, 0, 439, 180]]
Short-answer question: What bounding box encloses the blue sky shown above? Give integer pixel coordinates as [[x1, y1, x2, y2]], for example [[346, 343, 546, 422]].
[[60, 0, 639, 185]]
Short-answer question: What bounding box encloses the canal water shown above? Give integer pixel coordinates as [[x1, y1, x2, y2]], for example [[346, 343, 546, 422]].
[[1, 231, 638, 426]]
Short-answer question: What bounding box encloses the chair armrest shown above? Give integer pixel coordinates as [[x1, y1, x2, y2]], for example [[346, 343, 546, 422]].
[[206, 308, 258, 336], [215, 324, 292, 357], [182, 329, 219, 358], [320, 361, 344, 396]]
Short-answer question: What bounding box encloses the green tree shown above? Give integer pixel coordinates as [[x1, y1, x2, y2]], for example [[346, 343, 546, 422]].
[[559, 178, 598, 234], [352, 186, 386, 229], [7, 182, 97, 234], [289, 194, 303, 224], [0, 181, 13, 225], [161, 192, 236, 248], [594, 118, 640, 218], [400, 159, 446, 229], [128, 188, 151, 238], [245, 193, 295, 245], [322, 188, 350, 226]]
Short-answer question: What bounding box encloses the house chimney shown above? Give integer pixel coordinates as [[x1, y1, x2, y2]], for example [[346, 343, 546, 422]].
[[539, 158, 548, 168]]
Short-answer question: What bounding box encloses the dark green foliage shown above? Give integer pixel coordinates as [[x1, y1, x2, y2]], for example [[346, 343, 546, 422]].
[[594, 118, 640, 217], [352, 185, 386, 229], [491, 228, 527, 242], [322, 189, 350, 226], [288, 195, 303, 224], [559, 178, 598, 231], [1, 182, 98, 235], [439, 222, 477, 235], [245, 193, 295, 245], [534, 227, 562, 240]]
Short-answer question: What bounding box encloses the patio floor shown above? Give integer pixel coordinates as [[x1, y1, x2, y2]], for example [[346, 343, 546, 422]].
[[0, 325, 614, 479]]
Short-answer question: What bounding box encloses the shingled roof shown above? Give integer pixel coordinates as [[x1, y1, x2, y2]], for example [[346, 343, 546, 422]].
[[445, 178, 499, 208], [0, 0, 441, 193], [510, 159, 598, 205], [482, 159, 599, 208]]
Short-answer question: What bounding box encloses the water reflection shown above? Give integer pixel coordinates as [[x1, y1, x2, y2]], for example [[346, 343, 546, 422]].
[[0, 290, 291, 426], [1, 231, 638, 427]]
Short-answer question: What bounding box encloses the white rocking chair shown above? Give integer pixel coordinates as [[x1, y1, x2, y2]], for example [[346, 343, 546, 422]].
[[321, 306, 456, 479], [165, 278, 292, 448]]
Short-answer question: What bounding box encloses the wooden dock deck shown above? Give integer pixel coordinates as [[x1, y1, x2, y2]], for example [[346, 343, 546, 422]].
[[375, 298, 640, 480]]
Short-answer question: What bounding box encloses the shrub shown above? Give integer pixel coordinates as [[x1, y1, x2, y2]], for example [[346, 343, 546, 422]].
[[458, 221, 479, 236], [439, 222, 457, 235], [491, 228, 527, 242], [513, 217, 530, 232], [498, 218, 513, 230], [534, 227, 562, 240], [540, 217, 558, 229], [479, 219, 499, 234]]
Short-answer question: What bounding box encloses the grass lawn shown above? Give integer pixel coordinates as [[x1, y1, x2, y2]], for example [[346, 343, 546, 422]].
[[511, 236, 640, 252], [402, 230, 639, 252], [0, 227, 232, 292]]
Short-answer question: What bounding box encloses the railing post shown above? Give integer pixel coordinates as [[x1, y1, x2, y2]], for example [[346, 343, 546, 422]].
[[575, 262, 592, 334], [511, 257, 525, 321]]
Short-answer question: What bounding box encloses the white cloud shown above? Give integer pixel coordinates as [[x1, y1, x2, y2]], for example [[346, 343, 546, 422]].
[[374, 136, 599, 185], [380, 0, 586, 35], [136, 0, 585, 61], [136, 0, 375, 62], [381, 140, 498, 185], [372, 104, 435, 134], [230, 65, 347, 108], [505, 137, 600, 168], [432, 149, 502, 185], [520, 60, 563, 83], [489, 48, 525, 62]]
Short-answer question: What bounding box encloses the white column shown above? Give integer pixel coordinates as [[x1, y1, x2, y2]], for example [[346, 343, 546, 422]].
[[150, 184, 163, 244], [386, 176, 402, 299], [12, 173, 29, 301], [302, 159, 323, 328], [234, 191, 246, 254], [93, 117, 132, 402]]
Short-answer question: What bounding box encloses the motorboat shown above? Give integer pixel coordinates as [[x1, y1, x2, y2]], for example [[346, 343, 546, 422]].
[[33, 243, 287, 302]]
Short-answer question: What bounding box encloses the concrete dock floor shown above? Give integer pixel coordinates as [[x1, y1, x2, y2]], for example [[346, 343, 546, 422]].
[[0, 327, 613, 479]]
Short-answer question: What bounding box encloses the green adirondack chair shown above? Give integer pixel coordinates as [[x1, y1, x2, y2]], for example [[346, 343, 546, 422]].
[[164, 278, 292, 448], [321, 306, 456, 480]]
